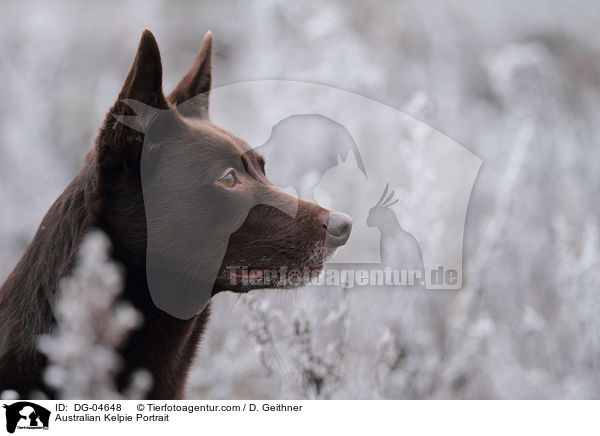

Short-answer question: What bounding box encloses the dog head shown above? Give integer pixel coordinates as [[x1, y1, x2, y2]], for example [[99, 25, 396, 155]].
[[95, 30, 352, 319]]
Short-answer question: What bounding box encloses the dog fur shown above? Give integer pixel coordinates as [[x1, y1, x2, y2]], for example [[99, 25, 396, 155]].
[[0, 30, 351, 399]]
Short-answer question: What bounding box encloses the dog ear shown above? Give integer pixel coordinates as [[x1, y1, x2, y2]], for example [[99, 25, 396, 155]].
[[98, 30, 168, 172], [120, 29, 168, 109], [111, 29, 169, 131], [168, 31, 212, 118]]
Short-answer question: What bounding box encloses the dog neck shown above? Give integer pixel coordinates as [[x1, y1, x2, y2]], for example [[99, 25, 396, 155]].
[[0, 163, 98, 394], [0, 157, 210, 399]]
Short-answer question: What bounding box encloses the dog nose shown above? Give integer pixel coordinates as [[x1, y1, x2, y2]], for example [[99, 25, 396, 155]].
[[323, 212, 352, 246]]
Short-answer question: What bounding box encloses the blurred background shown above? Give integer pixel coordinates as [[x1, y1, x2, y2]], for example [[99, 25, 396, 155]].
[[1, 0, 600, 399]]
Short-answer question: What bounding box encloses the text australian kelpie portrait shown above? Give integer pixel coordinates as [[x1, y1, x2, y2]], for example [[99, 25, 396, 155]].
[[0, 30, 352, 399]]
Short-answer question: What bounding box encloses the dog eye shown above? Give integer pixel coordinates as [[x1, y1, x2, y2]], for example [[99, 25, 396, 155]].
[[218, 170, 238, 188]]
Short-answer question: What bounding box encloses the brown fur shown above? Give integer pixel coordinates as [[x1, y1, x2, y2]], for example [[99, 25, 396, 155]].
[[0, 30, 350, 399]]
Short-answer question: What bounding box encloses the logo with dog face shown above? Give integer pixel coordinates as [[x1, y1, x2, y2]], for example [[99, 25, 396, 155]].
[[2, 402, 50, 433], [109, 31, 480, 320]]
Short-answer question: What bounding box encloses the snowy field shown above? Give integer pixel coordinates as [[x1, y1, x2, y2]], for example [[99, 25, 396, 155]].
[[1, 0, 599, 399]]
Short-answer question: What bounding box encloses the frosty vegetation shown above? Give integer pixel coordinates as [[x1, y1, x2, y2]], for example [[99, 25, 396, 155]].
[[37, 230, 151, 400], [1, 0, 599, 399]]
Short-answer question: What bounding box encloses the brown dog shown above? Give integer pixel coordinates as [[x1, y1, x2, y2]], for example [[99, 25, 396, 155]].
[[0, 30, 352, 399]]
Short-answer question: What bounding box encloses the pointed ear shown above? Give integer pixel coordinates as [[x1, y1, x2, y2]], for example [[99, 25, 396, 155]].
[[168, 31, 212, 118], [98, 30, 169, 171], [111, 29, 169, 131], [120, 29, 168, 108]]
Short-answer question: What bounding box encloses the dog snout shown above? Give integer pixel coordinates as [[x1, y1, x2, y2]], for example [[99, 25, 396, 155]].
[[323, 212, 352, 246]]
